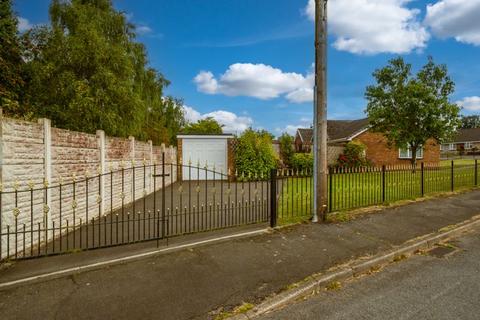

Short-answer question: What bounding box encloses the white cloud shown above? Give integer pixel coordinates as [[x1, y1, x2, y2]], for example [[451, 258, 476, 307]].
[[18, 17, 33, 32], [456, 96, 480, 111], [182, 106, 253, 134], [136, 25, 152, 35], [283, 125, 305, 136], [286, 88, 314, 103], [194, 63, 313, 103], [276, 119, 312, 136], [425, 0, 480, 46], [304, 0, 429, 54], [183, 105, 202, 123], [203, 110, 253, 133], [193, 71, 218, 94]]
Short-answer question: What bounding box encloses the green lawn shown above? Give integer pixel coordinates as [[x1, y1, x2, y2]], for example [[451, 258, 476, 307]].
[[277, 163, 479, 225], [440, 159, 478, 167]]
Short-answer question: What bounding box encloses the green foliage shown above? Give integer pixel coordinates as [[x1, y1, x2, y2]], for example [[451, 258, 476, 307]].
[[235, 129, 278, 179], [182, 117, 223, 135], [278, 133, 295, 167], [0, 0, 26, 115], [337, 141, 370, 167], [365, 57, 461, 166], [461, 115, 480, 129], [7, 0, 184, 145], [291, 153, 313, 172]]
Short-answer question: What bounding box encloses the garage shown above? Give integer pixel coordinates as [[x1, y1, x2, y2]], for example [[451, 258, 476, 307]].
[[177, 134, 235, 180]]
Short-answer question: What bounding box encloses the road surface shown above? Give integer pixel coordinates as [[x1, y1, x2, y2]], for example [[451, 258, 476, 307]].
[[260, 227, 480, 320]]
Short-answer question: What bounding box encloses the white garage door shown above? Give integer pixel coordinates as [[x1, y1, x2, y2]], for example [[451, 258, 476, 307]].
[[182, 138, 228, 180]]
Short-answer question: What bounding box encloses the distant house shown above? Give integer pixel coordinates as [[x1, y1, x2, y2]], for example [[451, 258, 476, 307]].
[[295, 119, 440, 166], [441, 128, 480, 155], [295, 128, 314, 152], [271, 139, 281, 156]]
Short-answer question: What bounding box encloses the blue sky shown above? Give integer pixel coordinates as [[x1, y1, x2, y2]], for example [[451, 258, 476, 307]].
[[13, 0, 480, 136]]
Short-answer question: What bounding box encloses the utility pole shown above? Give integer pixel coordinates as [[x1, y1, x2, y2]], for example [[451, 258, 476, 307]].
[[313, 0, 328, 222]]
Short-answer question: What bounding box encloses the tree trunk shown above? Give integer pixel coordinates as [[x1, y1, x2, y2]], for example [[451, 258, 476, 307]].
[[411, 146, 417, 173]]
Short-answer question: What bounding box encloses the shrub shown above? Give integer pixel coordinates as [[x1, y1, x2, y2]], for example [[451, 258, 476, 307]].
[[278, 133, 294, 167], [336, 141, 370, 167], [291, 153, 314, 172], [235, 129, 278, 180]]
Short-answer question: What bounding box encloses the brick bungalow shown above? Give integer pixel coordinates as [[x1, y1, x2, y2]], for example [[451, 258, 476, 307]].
[[295, 119, 440, 166], [440, 128, 480, 156]]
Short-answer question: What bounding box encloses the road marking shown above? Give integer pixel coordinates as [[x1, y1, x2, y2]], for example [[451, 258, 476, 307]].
[[0, 228, 268, 290]]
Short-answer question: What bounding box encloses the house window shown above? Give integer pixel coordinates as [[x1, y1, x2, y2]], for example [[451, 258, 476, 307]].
[[399, 146, 424, 159], [465, 142, 473, 150], [441, 143, 456, 151]]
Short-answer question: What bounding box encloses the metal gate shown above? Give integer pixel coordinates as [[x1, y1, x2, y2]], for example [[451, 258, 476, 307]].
[[0, 154, 278, 260]]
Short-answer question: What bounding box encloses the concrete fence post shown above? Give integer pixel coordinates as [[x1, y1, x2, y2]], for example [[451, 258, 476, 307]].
[[39, 118, 53, 237], [97, 130, 106, 216], [147, 140, 154, 192], [0, 108, 3, 257], [129, 136, 135, 163], [0, 107, 3, 185], [129, 136, 135, 204], [170, 145, 175, 183], [148, 140, 153, 192], [160, 143, 166, 187]]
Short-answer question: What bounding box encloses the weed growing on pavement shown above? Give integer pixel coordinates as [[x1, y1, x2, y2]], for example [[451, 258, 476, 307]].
[[326, 281, 342, 291], [393, 254, 408, 262], [214, 302, 254, 320]]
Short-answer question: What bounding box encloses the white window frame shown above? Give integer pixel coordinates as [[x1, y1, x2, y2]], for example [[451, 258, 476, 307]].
[[449, 143, 456, 151], [464, 142, 473, 150], [398, 146, 424, 159]]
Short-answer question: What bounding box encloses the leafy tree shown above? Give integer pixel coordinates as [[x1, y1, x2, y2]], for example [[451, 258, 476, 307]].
[[235, 129, 278, 179], [278, 133, 294, 167], [182, 117, 223, 135], [257, 129, 275, 140], [365, 57, 461, 167], [20, 0, 184, 145], [461, 115, 480, 129], [0, 0, 25, 115], [291, 153, 313, 172]]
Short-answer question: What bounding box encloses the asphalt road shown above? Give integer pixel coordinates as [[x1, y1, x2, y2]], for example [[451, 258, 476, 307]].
[[0, 191, 479, 320], [260, 227, 480, 320]]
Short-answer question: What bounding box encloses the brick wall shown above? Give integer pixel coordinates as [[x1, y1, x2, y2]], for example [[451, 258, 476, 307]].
[[354, 131, 440, 166], [0, 112, 176, 257]]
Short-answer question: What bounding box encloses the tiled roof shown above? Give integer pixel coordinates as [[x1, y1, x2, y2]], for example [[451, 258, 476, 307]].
[[297, 118, 370, 143], [452, 128, 480, 143], [297, 128, 313, 143]]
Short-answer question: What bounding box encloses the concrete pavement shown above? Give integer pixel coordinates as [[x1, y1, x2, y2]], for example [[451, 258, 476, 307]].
[[0, 190, 479, 320], [259, 224, 480, 320]]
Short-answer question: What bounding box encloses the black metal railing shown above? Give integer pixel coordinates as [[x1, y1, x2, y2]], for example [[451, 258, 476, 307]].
[[327, 161, 478, 212], [1, 158, 478, 261], [0, 154, 270, 261]]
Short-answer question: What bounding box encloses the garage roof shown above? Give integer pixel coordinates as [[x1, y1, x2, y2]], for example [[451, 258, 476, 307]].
[[177, 134, 235, 139]]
